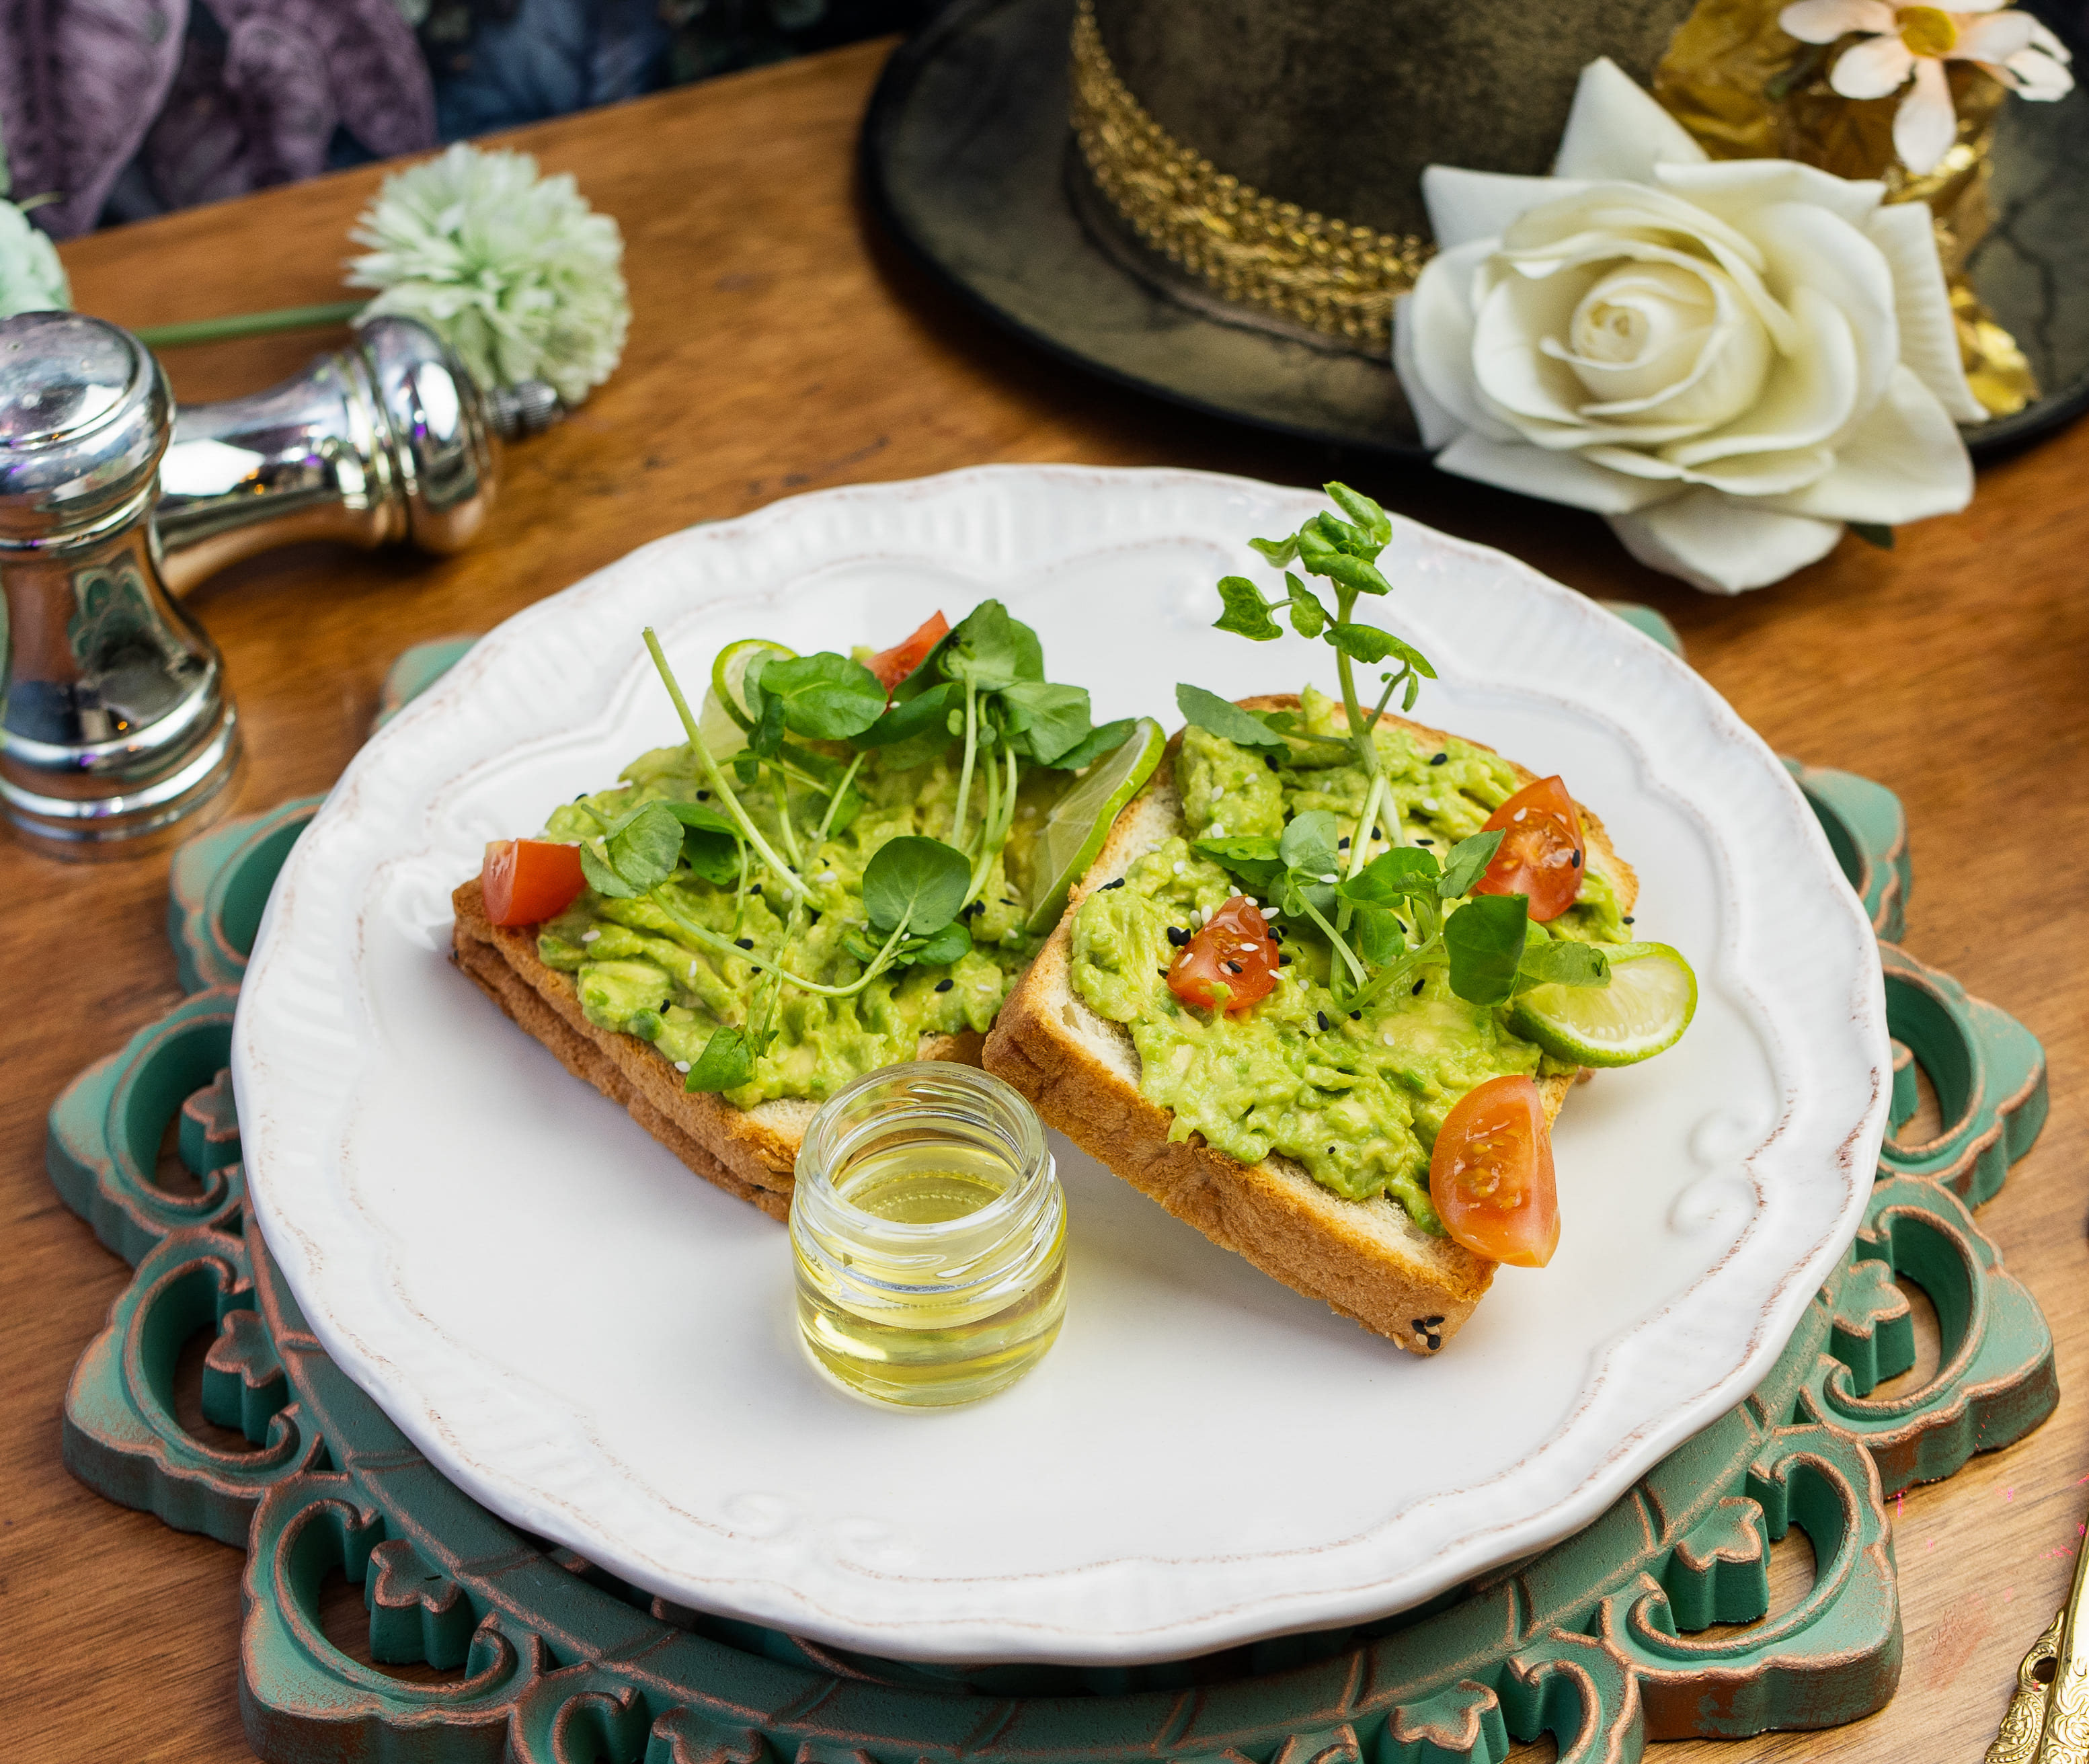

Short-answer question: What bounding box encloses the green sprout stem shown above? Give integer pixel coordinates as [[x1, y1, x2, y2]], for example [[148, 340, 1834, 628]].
[[650, 887, 910, 1000], [952, 680, 981, 843], [815, 752, 865, 845], [643, 627, 805, 898]]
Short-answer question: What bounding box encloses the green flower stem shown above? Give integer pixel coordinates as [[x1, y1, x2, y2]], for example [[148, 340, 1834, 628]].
[[642, 628, 805, 898], [649, 887, 906, 1000], [133, 299, 366, 351]]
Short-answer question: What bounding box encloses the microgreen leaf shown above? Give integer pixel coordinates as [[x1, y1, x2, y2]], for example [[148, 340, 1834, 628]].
[[1337, 846, 1440, 904], [906, 918, 972, 967], [1308, 547, 1393, 598], [1350, 904, 1407, 965], [1437, 829, 1504, 899], [1325, 482, 1391, 550], [666, 802, 743, 885], [755, 651, 888, 740], [1248, 533, 1300, 567], [941, 600, 1043, 690], [1516, 939, 1612, 991], [603, 801, 684, 892], [1445, 893, 1529, 1006], [579, 838, 636, 899], [1326, 623, 1435, 678], [1000, 678, 1093, 764], [684, 1025, 759, 1092], [1285, 573, 1328, 638], [1193, 834, 1284, 893], [1045, 716, 1136, 773], [855, 678, 962, 766], [1214, 575, 1282, 641], [1278, 809, 1342, 881], [1175, 682, 1290, 750], [862, 836, 970, 936]]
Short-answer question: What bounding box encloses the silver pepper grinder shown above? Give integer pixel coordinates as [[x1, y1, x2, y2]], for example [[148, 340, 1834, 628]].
[[0, 309, 512, 852]]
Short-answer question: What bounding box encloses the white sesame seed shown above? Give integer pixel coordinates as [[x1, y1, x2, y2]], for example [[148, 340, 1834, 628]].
[[1173, 860, 1187, 875], [674, 1060, 691, 1072], [1212, 785, 1226, 799], [1209, 824, 1226, 838], [1513, 808, 1528, 821], [581, 929, 600, 943], [1318, 871, 1338, 884]]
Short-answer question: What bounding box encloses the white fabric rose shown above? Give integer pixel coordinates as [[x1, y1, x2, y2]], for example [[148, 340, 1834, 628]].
[[1392, 58, 1985, 594], [0, 200, 69, 320]]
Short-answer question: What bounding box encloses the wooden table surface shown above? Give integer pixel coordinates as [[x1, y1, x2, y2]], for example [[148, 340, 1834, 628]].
[[4, 38, 2085, 1764]]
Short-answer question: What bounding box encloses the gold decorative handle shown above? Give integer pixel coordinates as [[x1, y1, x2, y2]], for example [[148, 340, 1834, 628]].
[[1990, 1516, 2089, 1764]]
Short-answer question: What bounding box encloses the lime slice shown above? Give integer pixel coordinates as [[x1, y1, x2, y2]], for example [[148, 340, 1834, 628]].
[[1509, 940, 1697, 1068], [699, 637, 794, 758], [1024, 717, 1167, 935]]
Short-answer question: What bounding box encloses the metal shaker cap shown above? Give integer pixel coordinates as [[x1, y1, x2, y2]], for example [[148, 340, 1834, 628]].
[[0, 312, 171, 547]]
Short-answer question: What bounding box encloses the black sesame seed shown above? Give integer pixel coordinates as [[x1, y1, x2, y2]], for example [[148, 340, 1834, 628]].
[[750, 884, 763, 895], [1167, 926, 1191, 947], [1423, 1314, 1444, 1326], [935, 978, 953, 993], [1415, 838, 1434, 846], [1411, 979, 1425, 996], [1224, 962, 1241, 975], [1571, 849, 1581, 868], [1158, 967, 1172, 978], [1424, 1334, 1442, 1351], [1430, 752, 1448, 766], [1101, 877, 1126, 891], [1316, 1012, 1330, 1031], [1327, 1145, 1337, 1157], [1349, 1010, 1360, 1020], [1278, 953, 1292, 967], [1265, 755, 1279, 771], [734, 938, 754, 950], [963, 900, 986, 917], [1410, 1318, 1427, 1333], [697, 790, 712, 801], [1339, 837, 1351, 850], [1623, 914, 1635, 924]]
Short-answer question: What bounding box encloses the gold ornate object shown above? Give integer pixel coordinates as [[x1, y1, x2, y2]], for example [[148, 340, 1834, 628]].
[[1986, 1505, 2089, 1764], [1653, 0, 2037, 415], [1067, 0, 1430, 354], [1987, 1607, 2061, 1764]]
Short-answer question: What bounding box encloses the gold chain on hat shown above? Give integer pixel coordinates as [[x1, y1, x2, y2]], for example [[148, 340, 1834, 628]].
[[1068, 0, 1431, 354]]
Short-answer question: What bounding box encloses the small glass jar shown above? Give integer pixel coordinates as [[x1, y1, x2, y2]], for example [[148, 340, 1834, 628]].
[[790, 1062, 1065, 1408]]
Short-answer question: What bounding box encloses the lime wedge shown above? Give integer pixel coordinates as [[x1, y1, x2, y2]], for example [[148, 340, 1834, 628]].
[[1509, 941, 1696, 1068], [700, 637, 794, 758], [1024, 718, 1166, 935]]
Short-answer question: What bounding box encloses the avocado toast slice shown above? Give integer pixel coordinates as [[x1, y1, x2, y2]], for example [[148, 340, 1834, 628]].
[[982, 696, 1637, 1353]]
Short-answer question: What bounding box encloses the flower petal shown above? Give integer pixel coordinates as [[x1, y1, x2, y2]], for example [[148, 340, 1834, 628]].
[[2002, 44, 2076, 98], [1394, 290, 1466, 450], [1865, 200, 1985, 423], [1436, 432, 1681, 514], [1778, 0, 1897, 42], [1400, 241, 1522, 446], [1661, 284, 1861, 466], [1893, 59, 1959, 174], [1831, 34, 1918, 98], [1551, 57, 1708, 182], [1421, 167, 1590, 251], [1749, 364, 1973, 522], [1953, 11, 2035, 58], [1608, 490, 1844, 594], [1654, 159, 1885, 233], [1749, 200, 1901, 427]]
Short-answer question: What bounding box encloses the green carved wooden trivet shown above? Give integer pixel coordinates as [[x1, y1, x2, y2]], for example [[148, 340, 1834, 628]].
[[45, 639, 2055, 1764]]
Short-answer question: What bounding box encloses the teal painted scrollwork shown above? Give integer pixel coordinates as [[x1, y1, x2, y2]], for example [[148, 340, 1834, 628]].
[[42, 631, 2060, 1764]]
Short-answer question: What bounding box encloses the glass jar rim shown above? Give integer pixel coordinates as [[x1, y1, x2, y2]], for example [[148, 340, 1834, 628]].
[[795, 1061, 1053, 1238]]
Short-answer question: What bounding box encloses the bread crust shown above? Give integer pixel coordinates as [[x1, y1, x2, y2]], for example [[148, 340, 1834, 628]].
[[982, 697, 1638, 1355], [450, 878, 984, 1219]]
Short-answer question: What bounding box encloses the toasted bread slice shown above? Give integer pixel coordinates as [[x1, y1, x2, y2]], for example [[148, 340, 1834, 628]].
[[451, 878, 984, 1220], [982, 696, 1637, 1354]]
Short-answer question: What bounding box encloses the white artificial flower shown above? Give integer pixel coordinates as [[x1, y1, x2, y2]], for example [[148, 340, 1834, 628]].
[[348, 143, 629, 407], [0, 200, 69, 319], [1780, 0, 2075, 174], [1392, 58, 1985, 594]]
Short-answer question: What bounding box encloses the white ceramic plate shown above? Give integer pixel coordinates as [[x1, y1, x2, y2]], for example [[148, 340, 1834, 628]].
[[235, 465, 1887, 1666]]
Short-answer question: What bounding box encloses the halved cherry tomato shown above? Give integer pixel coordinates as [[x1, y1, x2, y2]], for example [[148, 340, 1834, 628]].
[[1167, 895, 1280, 1014], [1429, 1074, 1559, 1267], [1472, 774, 1584, 922], [481, 839, 586, 926], [867, 611, 949, 693]]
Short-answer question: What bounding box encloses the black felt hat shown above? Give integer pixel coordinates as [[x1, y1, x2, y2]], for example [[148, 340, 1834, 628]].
[[862, 0, 2089, 463]]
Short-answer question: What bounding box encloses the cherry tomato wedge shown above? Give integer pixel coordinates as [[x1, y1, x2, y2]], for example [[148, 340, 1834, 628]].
[[867, 611, 949, 692], [1472, 774, 1584, 922], [1167, 895, 1280, 1014], [1429, 1074, 1559, 1267], [481, 839, 586, 927]]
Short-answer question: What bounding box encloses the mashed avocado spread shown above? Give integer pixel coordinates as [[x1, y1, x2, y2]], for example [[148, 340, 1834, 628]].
[[1068, 687, 1627, 1231], [533, 744, 1052, 1110]]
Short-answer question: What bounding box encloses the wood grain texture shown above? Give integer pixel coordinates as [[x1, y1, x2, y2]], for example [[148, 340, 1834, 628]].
[[1, 38, 2084, 1764]]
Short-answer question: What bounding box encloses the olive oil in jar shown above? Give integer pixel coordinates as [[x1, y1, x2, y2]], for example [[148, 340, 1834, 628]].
[[791, 1066, 1066, 1408]]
